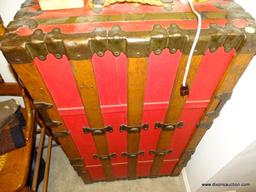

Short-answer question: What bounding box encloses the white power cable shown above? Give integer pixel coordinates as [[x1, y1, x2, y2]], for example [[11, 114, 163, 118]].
[[182, 0, 202, 87]]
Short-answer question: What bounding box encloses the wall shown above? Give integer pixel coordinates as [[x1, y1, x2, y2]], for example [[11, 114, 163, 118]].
[[184, 0, 256, 191]]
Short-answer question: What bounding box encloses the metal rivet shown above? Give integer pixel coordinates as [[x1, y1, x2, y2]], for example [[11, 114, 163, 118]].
[[154, 49, 161, 55], [39, 55, 45, 60], [210, 47, 216, 52], [225, 47, 231, 52], [245, 26, 256, 34], [97, 51, 104, 57], [170, 48, 177, 53], [113, 51, 120, 57], [55, 53, 62, 59]]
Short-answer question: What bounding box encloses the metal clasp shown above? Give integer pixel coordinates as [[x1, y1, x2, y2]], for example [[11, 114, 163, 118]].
[[83, 126, 113, 135], [155, 122, 183, 131], [121, 151, 144, 158], [120, 123, 149, 133], [93, 153, 117, 161]]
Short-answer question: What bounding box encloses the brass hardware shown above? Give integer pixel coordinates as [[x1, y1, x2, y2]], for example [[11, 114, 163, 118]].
[[26, 29, 48, 60], [90, 27, 108, 57], [108, 26, 127, 57], [52, 130, 70, 138], [83, 126, 113, 135], [120, 123, 149, 133], [93, 153, 117, 161], [150, 25, 168, 55], [155, 121, 183, 131], [207, 92, 232, 118], [34, 101, 62, 127], [149, 150, 172, 156], [121, 151, 144, 158], [1, 24, 249, 64]]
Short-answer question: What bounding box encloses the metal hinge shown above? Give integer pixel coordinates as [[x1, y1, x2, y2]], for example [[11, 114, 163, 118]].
[[53, 130, 70, 138], [155, 121, 183, 131], [206, 92, 232, 118], [120, 123, 149, 133], [149, 150, 172, 156], [83, 126, 113, 135], [121, 151, 144, 158], [93, 153, 117, 161]]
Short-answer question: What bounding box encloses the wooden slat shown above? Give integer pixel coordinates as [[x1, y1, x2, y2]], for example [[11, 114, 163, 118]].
[[0, 16, 5, 36], [150, 55, 203, 177], [0, 82, 22, 96], [70, 59, 114, 180], [172, 53, 255, 176], [127, 57, 148, 179], [11, 63, 86, 160]]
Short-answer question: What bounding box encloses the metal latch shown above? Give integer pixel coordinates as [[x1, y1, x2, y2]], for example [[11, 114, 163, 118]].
[[149, 150, 172, 156], [93, 153, 117, 161], [83, 126, 113, 135], [120, 123, 149, 133], [155, 122, 183, 131], [121, 151, 144, 158]]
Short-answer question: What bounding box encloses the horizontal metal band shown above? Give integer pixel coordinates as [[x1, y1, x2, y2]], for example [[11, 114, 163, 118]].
[[0, 23, 250, 64], [34, 12, 226, 26]]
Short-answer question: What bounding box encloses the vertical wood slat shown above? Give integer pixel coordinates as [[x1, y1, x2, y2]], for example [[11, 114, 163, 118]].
[[150, 55, 203, 177], [12, 63, 82, 158], [127, 58, 148, 179], [0, 16, 5, 36], [172, 53, 255, 176], [70, 59, 114, 180]]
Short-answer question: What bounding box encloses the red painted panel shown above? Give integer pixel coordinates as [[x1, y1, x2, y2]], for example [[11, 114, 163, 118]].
[[34, 55, 103, 180], [159, 160, 178, 176], [188, 48, 235, 101], [112, 163, 128, 178], [92, 51, 128, 178], [137, 50, 181, 176], [34, 54, 83, 108], [137, 161, 153, 177], [165, 107, 205, 160], [141, 50, 181, 158]]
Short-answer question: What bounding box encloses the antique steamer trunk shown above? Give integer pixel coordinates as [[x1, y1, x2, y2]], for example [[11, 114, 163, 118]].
[[0, 0, 256, 183]]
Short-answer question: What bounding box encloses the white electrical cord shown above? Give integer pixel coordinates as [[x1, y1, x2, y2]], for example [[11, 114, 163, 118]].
[[182, 0, 202, 87]]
